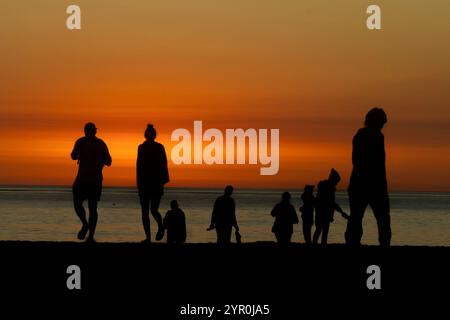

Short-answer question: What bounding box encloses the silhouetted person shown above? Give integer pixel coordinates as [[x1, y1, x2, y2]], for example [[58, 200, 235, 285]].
[[163, 200, 186, 244], [345, 108, 391, 247], [313, 169, 349, 245], [271, 192, 299, 244], [300, 185, 315, 244], [71, 122, 112, 243], [137, 124, 169, 243], [207, 185, 240, 244]]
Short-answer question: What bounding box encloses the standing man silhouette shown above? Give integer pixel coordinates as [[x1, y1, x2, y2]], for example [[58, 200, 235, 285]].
[[207, 185, 240, 244], [345, 108, 391, 247], [137, 124, 169, 243], [71, 122, 112, 243]]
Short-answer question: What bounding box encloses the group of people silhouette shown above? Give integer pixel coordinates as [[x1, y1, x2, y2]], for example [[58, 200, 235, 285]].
[[70, 108, 391, 247]]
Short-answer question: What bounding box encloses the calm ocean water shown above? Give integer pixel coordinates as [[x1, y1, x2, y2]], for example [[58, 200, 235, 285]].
[[0, 186, 449, 246]]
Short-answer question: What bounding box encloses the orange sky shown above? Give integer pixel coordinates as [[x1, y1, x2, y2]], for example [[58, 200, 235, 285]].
[[0, 1, 449, 191]]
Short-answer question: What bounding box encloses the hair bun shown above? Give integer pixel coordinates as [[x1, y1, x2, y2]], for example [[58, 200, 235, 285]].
[[147, 124, 154, 129]]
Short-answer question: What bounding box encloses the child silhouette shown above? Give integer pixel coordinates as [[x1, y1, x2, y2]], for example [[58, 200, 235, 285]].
[[163, 200, 186, 244]]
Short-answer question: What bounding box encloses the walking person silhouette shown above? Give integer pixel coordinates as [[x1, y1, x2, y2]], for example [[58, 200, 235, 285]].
[[137, 124, 169, 243], [71, 122, 112, 243], [300, 185, 315, 244], [207, 185, 240, 244], [271, 192, 299, 244], [345, 108, 391, 247], [312, 169, 349, 245]]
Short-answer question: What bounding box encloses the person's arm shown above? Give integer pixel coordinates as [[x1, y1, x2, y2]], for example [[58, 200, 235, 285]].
[[136, 146, 143, 189], [271, 204, 278, 217], [334, 203, 343, 214], [352, 133, 362, 168], [181, 211, 187, 242], [71, 140, 80, 161], [380, 134, 387, 178], [231, 200, 239, 231], [161, 145, 170, 184], [103, 142, 112, 167], [334, 203, 349, 219], [207, 199, 217, 230]]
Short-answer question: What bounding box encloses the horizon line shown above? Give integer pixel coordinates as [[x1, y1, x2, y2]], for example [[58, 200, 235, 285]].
[[0, 183, 449, 194]]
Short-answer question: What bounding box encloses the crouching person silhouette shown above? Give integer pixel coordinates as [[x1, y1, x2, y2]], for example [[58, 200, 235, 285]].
[[71, 122, 112, 243], [271, 192, 299, 244], [163, 200, 186, 244], [312, 169, 349, 245], [207, 185, 240, 244], [137, 124, 170, 243]]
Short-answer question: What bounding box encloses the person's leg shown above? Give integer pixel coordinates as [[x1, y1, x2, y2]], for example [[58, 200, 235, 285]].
[[166, 231, 173, 244], [140, 195, 151, 242], [308, 223, 313, 244], [217, 226, 232, 244], [312, 223, 322, 244], [226, 226, 233, 243], [224, 226, 232, 243], [302, 222, 307, 243], [321, 221, 330, 245], [73, 194, 89, 240], [275, 232, 282, 243], [73, 181, 89, 240], [370, 193, 391, 247], [150, 194, 164, 241], [345, 191, 368, 246], [216, 228, 224, 244], [303, 222, 312, 244], [87, 198, 98, 242]]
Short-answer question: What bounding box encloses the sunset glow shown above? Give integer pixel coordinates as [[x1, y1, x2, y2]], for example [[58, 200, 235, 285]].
[[1, 1, 449, 191]]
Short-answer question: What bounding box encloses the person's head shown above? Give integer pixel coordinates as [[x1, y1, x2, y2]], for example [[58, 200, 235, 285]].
[[281, 191, 291, 202], [224, 185, 234, 196], [170, 200, 179, 210], [328, 168, 341, 186], [84, 122, 97, 138], [144, 124, 157, 141], [303, 185, 314, 195], [364, 108, 387, 130]]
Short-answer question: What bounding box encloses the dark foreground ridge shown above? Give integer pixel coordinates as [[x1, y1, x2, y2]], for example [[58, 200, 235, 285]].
[[1, 241, 448, 317]]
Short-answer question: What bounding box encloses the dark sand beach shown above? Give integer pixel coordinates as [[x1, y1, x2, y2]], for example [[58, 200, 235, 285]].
[[1, 241, 448, 317]]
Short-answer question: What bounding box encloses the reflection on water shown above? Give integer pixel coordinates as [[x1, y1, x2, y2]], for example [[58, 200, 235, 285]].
[[0, 186, 449, 246]]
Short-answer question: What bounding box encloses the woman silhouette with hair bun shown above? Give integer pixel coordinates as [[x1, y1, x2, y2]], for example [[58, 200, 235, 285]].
[[137, 124, 170, 243]]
